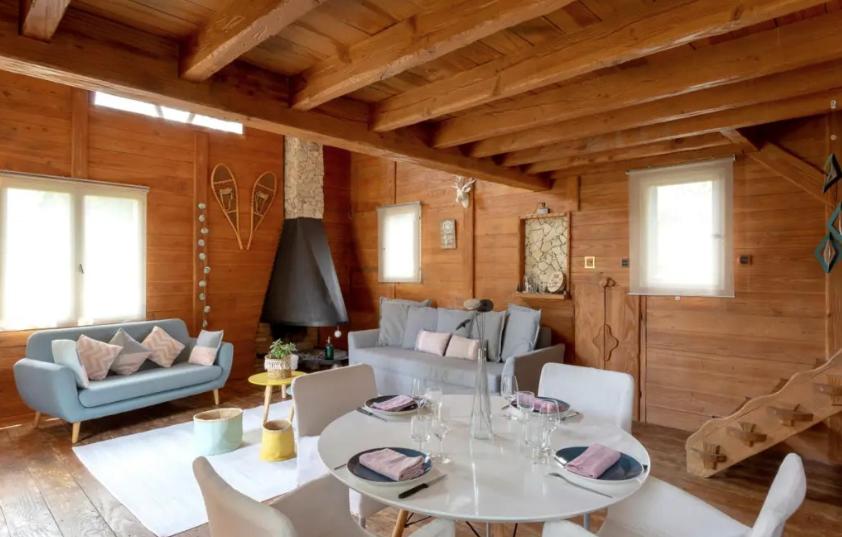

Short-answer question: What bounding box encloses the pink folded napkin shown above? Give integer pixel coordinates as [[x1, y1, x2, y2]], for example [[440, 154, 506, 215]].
[[371, 395, 416, 412], [518, 394, 558, 413], [359, 448, 425, 481], [566, 444, 621, 479]]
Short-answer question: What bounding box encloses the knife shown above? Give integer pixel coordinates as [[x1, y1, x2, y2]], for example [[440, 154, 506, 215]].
[[398, 474, 446, 499], [356, 407, 387, 421]]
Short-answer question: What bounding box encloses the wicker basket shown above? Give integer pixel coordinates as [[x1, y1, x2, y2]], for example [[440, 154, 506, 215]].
[[193, 407, 243, 455]]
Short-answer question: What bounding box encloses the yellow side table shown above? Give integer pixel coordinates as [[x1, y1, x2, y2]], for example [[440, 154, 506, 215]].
[[248, 371, 306, 424]]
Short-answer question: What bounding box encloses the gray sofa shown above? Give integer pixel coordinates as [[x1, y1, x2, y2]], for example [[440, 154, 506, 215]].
[[13, 318, 233, 442], [349, 326, 564, 395]]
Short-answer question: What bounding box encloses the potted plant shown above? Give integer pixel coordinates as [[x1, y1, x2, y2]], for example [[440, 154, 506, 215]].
[[265, 339, 297, 379]]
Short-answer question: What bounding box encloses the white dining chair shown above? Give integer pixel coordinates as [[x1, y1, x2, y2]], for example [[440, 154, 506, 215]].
[[292, 364, 384, 526], [541, 453, 806, 537], [194, 456, 455, 537], [538, 363, 634, 432]]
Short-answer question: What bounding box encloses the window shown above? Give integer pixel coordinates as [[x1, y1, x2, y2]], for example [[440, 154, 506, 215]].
[[628, 157, 734, 297], [378, 202, 421, 283], [0, 172, 147, 330], [93, 92, 243, 134]]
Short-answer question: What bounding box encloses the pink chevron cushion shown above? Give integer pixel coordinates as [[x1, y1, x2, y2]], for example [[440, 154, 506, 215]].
[[76, 335, 122, 381], [188, 346, 217, 366], [142, 326, 186, 367]]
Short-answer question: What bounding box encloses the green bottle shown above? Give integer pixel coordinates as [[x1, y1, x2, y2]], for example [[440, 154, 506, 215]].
[[325, 336, 334, 360]]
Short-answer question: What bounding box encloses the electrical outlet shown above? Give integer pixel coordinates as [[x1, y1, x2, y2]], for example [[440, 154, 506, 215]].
[[739, 255, 752, 265], [584, 256, 596, 269]]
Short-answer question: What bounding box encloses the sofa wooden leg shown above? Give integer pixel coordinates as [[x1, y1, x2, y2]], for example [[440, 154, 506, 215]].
[[33, 412, 41, 428], [213, 389, 220, 406], [71, 422, 81, 444]]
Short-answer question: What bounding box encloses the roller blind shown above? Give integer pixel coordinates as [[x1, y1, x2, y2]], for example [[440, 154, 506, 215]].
[[0, 173, 147, 330], [377, 202, 422, 283], [628, 158, 734, 297]]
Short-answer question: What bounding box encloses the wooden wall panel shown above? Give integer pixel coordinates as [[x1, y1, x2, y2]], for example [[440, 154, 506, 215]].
[[0, 70, 288, 422]]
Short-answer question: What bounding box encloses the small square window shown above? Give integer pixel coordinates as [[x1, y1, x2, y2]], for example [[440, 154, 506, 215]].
[[378, 202, 421, 283], [628, 157, 734, 297]]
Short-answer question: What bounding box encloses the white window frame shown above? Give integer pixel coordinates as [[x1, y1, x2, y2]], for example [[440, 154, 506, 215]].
[[0, 171, 148, 330], [628, 157, 734, 298], [377, 201, 422, 283]]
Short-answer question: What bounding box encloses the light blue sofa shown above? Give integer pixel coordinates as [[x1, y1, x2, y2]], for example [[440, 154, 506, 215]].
[[349, 326, 563, 395], [13, 319, 233, 442]]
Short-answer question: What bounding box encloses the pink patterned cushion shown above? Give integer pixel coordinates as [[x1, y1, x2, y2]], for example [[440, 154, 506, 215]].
[[445, 334, 480, 360], [76, 335, 122, 381], [142, 326, 186, 367], [188, 346, 217, 366], [415, 330, 451, 356]]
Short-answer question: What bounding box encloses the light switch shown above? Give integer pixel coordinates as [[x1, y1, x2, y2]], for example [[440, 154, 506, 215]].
[[584, 256, 596, 269]]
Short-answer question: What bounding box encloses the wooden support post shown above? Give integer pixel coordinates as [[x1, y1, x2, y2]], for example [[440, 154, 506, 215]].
[[70, 88, 88, 178]]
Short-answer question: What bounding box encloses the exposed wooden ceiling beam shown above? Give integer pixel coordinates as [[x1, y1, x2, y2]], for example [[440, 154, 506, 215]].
[[0, 4, 548, 191], [180, 0, 324, 82], [524, 133, 729, 174], [550, 145, 743, 179], [434, 7, 842, 149], [19, 0, 70, 41], [477, 60, 842, 159], [290, 0, 574, 111], [747, 142, 831, 206], [510, 89, 842, 166], [720, 128, 760, 151]]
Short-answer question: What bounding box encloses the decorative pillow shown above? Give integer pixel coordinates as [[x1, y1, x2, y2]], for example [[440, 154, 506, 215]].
[[52, 339, 89, 388], [108, 329, 152, 375], [471, 310, 507, 362], [501, 304, 542, 360], [377, 297, 432, 347], [142, 325, 186, 368], [415, 330, 451, 357], [189, 329, 224, 366], [444, 335, 480, 360], [436, 308, 475, 337], [76, 335, 122, 381], [402, 306, 438, 349]]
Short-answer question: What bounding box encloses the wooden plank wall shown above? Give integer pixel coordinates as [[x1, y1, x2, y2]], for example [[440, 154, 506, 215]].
[[0, 70, 290, 422], [347, 115, 829, 444]]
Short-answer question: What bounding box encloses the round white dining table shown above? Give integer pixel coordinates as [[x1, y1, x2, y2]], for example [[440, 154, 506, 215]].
[[318, 394, 651, 531]]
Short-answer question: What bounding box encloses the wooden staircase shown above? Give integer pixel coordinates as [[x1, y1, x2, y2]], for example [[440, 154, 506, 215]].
[[686, 349, 842, 477]]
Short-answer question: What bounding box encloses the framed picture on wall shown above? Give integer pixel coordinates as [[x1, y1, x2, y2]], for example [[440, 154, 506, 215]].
[[441, 219, 456, 249]]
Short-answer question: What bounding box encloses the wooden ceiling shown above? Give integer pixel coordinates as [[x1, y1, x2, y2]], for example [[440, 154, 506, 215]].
[[6, 0, 842, 191]]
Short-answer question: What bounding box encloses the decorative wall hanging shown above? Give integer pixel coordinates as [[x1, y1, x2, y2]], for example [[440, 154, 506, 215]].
[[453, 176, 476, 209], [247, 171, 278, 250], [816, 201, 842, 273], [825, 99, 841, 192], [196, 202, 211, 328], [517, 212, 570, 298], [440, 219, 456, 249], [211, 163, 243, 249]]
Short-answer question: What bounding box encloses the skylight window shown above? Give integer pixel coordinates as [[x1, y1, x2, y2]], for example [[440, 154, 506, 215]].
[[93, 91, 243, 134]]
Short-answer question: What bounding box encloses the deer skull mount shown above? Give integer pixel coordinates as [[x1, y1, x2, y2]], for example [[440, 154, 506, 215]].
[[453, 176, 477, 209]]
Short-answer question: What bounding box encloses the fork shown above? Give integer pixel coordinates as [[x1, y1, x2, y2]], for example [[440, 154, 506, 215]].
[[547, 472, 613, 498]]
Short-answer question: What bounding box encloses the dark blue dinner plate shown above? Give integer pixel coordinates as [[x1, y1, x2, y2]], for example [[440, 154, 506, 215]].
[[364, 395, 420, 413], [348, 447, 432, 486], [555, 446, 643, 482], [514, 396, 570, 414]]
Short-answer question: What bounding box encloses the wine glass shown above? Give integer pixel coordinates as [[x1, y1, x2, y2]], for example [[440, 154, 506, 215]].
[[431, 406, 451, 463], [500, 374, 518, 419], [410, 414, 432, 452], [538, 400, 560, 462], [516, 390, 534, 421], [524, 413, 544, 461], [425, 380, 443, 415], [411, 378, 427, 406]]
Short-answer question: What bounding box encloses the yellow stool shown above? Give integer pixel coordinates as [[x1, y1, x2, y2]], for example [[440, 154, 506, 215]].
[[260, 419, 295, 461]]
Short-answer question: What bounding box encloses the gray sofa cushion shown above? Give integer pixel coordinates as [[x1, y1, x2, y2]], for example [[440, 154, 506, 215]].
[[351, 346, 503, 390], [471, 310, 507, 362], [377, 297, 432, 347], [78, 362, 222, 407], [436, 308, 475, 337], [501, 304, 541, 359], [402, 306, 438, 349]]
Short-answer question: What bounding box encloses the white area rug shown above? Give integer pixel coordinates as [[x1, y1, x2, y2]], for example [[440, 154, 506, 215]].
[[73, 401, 299, 537]]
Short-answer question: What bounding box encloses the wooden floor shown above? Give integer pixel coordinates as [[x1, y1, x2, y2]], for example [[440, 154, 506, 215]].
[[1, 384, 840, 537]]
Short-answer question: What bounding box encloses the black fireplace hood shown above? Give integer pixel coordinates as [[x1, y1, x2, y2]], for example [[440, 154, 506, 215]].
[[261, 217, 348, 326]]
